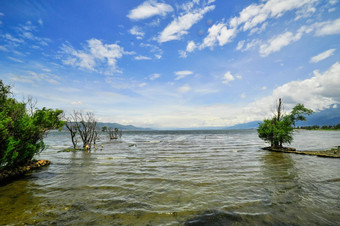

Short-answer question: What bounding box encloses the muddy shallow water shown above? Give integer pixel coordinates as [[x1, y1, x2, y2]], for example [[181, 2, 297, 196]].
[[1, 129, 339, 225]]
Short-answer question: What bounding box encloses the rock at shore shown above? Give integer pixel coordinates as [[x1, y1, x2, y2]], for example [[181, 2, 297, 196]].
[[0, 160, 50, 184]]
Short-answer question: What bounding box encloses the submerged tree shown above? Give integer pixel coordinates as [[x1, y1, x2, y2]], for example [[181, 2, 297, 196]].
[[65, 111, 98, 151], [108, 127, 122, 140], [258, 98, 313, 148], [0, 80, 65, 169]]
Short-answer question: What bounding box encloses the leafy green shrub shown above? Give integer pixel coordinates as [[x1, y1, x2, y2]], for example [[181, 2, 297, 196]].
[[0, 80, 65, 169], [258, 99, 313, 148]]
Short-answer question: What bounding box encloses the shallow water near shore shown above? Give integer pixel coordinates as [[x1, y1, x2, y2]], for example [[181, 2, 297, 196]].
[[1, 129, 340, 225]]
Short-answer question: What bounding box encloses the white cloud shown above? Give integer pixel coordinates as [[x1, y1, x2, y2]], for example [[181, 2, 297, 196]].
[[8, 56, 23, 63], [140, 43, 163, 59], [149, 73, 161, 80], [0, 45, 8, 51], [38, 19, 43, 26], [179, 41, 197, 58], [314, 18, 340, 36], [264, 62, 340, 110], [129, 26, 145, 39], [222, 71, 235, 85], [259, 25, 312, 57], [175, 70, 193, 80], [240, 93, 246, 99], [310, 48, 336, 63], [0, 12, 4, 16], [135, 55, 152, 60], [195, 0, 315, 52], [178, 84, 191, 93], [236, 40, 245, 50], [262, 86, 267, 90], [127, 0, 173, 20], [236, 75, 242, 79], [199, 22, 236, 49], [222, 71, 242, 85], [230, 0, 315, 31], [9, 71, 61, 85], [71, 101, 83, 106], [4, 33, 24, 43], [186, 41, 197, 52], [60, 39, 128, 75], [139, 83, 147, 87], [158, 5, 215, 43]]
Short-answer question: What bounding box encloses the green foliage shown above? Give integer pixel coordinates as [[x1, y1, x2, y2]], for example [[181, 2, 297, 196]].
[[258, 99, 313, 148], [0, 80, 65, 169], [101, 126, 107, 132]]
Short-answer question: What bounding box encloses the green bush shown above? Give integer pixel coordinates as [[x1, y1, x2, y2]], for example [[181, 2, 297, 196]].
[[0, 80, 65, 169], [258, 99, 313, 148]]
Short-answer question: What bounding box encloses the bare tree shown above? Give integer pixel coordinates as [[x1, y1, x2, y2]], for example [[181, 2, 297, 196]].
[[65, 120, 78, 149], [108, 127, 122, 140], [65, 111, 98, 151]]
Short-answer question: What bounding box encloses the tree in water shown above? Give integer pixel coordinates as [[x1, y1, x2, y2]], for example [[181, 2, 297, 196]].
[[108, 127, 122, 140], [65, 111, 98, 151], [258, 98, 313, 148]]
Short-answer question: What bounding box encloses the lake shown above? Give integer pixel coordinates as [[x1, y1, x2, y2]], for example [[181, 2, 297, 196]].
[[1, 129, 339, 225]]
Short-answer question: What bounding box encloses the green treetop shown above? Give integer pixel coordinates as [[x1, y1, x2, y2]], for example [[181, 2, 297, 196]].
[[257, 99, 313, 148], [0, 80, 65, 169]]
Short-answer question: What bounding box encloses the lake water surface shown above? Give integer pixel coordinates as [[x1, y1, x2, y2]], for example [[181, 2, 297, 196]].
[[1, 129, 339, 225]]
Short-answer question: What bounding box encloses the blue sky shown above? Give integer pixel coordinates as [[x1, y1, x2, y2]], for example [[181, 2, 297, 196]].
[[0, 0, 339, 129]]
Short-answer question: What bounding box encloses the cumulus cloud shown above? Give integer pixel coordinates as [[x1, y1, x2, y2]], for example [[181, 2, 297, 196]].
[[222, 71, 235, 85], [127, 0, 173, 20], [60, 39, 129, 75], [175, 70, 193, 80], [259, 26, 312, 57], [193, 0, 316, 54], [199, 22, 236, 49], [129, 26, 145, 39], [310, 48, 336, 63], [314, 18, 340, 36], [236, 18, 340, 56], [186, 41, 197, 52], [222, 71, 242, 85], [179, 41, 197, 58], [230, 0, 315, 31], [158, 4, 215, 43], [262, 62, 340, 111]]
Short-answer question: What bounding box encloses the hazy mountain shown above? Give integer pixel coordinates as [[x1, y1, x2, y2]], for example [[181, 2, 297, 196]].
[[226, 105, 340, 129], [97, 122, 153, 131]]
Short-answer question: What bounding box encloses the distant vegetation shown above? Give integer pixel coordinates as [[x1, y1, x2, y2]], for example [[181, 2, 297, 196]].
[[0, 80, 64, 170], [108, 127, 122, 140], [258, 98, 313, 148], [296, 124, 340, 130]]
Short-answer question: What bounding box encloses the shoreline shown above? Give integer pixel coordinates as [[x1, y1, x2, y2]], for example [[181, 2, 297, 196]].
[[0, 160, 51, 184], [263, 147, 340, 158]]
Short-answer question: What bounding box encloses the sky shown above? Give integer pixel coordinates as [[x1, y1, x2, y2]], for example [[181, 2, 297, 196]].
[[0, 0, 339, 129]]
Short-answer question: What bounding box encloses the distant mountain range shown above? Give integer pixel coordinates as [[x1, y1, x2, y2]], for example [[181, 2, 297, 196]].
[[95, 105, 339, 131], [227, 105, 340, 129], [171, 105, 340, 130], [97, 122, 153, 131]]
